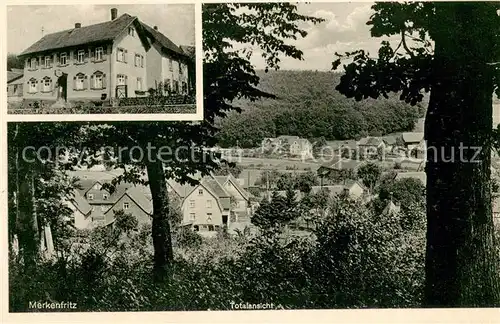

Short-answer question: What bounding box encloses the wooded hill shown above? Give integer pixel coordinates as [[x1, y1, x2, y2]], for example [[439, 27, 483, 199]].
[[216, 70, 427, 148]]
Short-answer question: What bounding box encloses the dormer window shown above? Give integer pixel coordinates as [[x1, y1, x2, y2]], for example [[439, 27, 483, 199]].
[[128, 27, 135, 37], [123, 202, 130, 210]]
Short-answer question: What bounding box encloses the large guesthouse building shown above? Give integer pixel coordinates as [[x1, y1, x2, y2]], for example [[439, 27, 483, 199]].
[[18, 8, 193, 105]]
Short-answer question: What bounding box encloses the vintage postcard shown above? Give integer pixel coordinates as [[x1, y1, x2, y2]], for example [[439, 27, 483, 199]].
[[3, 1, 500, 323]]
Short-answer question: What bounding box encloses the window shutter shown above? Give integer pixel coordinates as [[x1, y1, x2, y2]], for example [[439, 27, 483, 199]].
[[124, 50, 128, 63], [54, 54, 58, 66], [36, 80, 39, 92], [84, 75, 88, 89], [102, 74, 107, 89], [103, 47, 107, 61], [125, 75, 128, 85], [141, 56, 144, 68], [73, 76, 77, 90], [90, 75, 94, 89], [88, 48, 92, 63]]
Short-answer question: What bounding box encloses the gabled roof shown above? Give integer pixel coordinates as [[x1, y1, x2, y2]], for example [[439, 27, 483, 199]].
[[7, 71, 23, 83], [20, 14, 137, 56], [319, 158, 366, 171], [66, 190, 92, 215], [357, 136, 384, 147], [141, 22, 185, 56], [382, 201, 401, 215], [125, 186, 153, 215], [167, 179, 197, 198], [273, 190, 303, 202], [402, 132, 424, 144], [213, 174, 251, 201]]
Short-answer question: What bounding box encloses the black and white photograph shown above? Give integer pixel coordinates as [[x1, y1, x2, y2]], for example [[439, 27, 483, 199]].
[[6, 4, 197, 116], [4, 1, 500, 319]]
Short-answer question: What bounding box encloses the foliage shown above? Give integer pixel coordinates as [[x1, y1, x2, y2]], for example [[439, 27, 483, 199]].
[[374, 177, 425, 214], [7, 53, 23, 70], [212, 161, 243, 178], [357, 162, 382, 191]]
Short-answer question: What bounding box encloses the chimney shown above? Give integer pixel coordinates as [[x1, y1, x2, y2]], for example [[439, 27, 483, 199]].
[[111, 8, 118, 20], [154, 26, 158, 31], [75, 23, 81, 28]]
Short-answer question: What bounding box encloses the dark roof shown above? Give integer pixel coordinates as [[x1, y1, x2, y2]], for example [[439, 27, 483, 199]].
[[20, 14, 136, 56], [7, 71, 23, 83], [141, 23, 185, 56]]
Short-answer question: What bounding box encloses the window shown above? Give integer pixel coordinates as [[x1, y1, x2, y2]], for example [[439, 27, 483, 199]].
[[206, 200, 212, 208], [95, 47, 103, 61], [93, 183, 102, 190], [136, 77, 143, 91], [207, 213, 212, 223], [163, 79, 171, 93], [103, 193, 109, 200], [135, 54, 142, 67], [77, 50, 85, 63], [169, 58, 173, 71], [179, 64, 183, 75], [28, 78, 37, 93], [198, 189, 203, 195], [30, 58, 38, 70], [215, 225, 220, 231], [128, 27, 135, 36], [117, 74, 126, 86], [75, 73, 85, 90], [117, 48, 127, 63], [44, 56, 51, 68], [88, 193, 94, 200], [189, 200, 195, 208], [59, 53, 67, 65], [189, 213, 196, 221], [123, 202, 130, 210], [193, 225, 199, 232], [208, 225, 214, 232], [42, 77, 52, 92]]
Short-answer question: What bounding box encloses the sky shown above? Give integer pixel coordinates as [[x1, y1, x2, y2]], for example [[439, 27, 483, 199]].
[[7, 4, 195, 55], [248, 2, 399, 71]]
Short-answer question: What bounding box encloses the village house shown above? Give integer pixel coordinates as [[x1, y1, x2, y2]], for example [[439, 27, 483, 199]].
[[317, 157, 367, 181], [401, 132, 426, 158], [393, 171, 427, 186], [18, 8, 193, 106], [310, 180, 365, 201], [356, 136, 386, 158], [7, 69, 24, 102]]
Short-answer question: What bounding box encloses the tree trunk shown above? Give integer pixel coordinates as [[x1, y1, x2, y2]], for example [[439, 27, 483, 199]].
[[424, 3, 500, 306], [17, 165, 39, 269], [146, 157, 174, 282]]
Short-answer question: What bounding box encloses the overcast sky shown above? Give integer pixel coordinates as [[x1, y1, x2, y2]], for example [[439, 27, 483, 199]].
[[7, 4, 195, 55], [249, 2, 399, 71]]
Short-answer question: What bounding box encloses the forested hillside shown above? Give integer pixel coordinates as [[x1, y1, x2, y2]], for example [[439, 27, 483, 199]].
[[216, 70, 426, 148]]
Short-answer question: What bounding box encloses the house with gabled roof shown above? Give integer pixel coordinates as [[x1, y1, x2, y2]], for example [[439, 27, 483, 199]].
[[104, 185, 153, 226], [18, 8, 193, 105], [8, 69, 24, 102]]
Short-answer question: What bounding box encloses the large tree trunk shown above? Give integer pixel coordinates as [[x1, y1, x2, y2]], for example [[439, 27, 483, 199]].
[[16, 166, 39, 269], [146, 158, 174, 282], [424, 3, 500, 306]]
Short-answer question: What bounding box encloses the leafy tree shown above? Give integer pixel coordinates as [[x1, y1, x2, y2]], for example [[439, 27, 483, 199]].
[[252, 189, 300, 229], [375, 178, 425, 214], [357, 162, 382, 191], [212, 160, 243, 178], [7, 53, 23, 70], [334, 2, 500, 306], [294, 171, 319, 193], [276, 173, 295, 191]]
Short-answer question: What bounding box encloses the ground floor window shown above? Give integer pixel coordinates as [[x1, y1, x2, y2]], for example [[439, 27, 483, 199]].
[[91, 71, 105, 89], [117, 74, 127, 86], [136, 77, 143, 91], [74, 73, 86, 90], [42, 77, 52, 92]]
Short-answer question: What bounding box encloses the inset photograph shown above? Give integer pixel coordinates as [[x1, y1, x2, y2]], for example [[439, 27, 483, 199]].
[[7, 4, 198, 116]]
